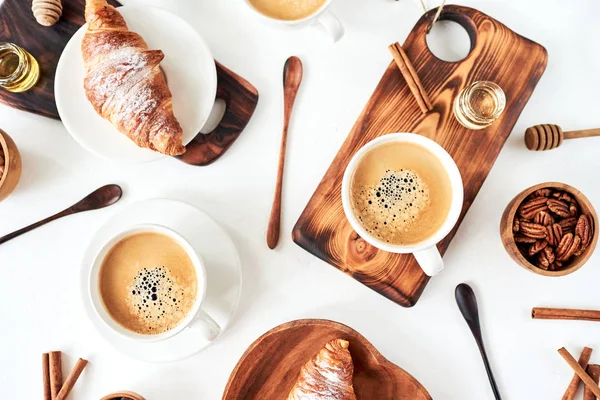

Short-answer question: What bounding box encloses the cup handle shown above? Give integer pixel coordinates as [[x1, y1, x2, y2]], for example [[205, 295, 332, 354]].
[[188, 308, 221, 341], [316, 9, 344, 42], [413, 245, 444, 276]]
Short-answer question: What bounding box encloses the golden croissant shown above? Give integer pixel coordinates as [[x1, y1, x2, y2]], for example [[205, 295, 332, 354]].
[[81, 0, 186, 156], [288, 339, 357, 400]]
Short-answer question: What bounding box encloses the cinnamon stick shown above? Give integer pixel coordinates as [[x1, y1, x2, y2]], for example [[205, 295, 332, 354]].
[[559, 347, 600, 399], [584, 364, 600, 400], [55, 358, 88, 400], [562, 346, 593, 400], [42, 353, 51, 400], [49, 351, 62, 399], [388, 42, 432, 114], [533, 307, 600, 322]]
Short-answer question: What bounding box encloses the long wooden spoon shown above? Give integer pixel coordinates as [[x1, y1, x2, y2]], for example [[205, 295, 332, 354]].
[[455, 283, 502, 400], [266, 56, 303, 249], [0, 184, 122, 245]]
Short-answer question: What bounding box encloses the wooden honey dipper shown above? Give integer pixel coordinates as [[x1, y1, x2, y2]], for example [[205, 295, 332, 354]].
[[525, 124, 600, 151]]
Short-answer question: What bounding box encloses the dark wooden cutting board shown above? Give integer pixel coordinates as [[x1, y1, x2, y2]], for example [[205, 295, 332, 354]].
[[223, 319, 431, 399], [0, 0, 258, 166], [293, 5, 547, 307]]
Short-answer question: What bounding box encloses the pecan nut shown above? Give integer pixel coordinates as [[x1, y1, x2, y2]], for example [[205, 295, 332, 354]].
[[537, 251, 550, 270], [556, 233, 582, 262], [558, 217, 578, 233], [569, 203, 579, 217], [553, 191, 574, 203], [513, 218, 520, 233], [547, 199, 571, 218], [520, 221, 547, 239], [533, 188, 552, 198], [546, 223, 563, 247], [543, 246, 555, 264], [576, 214, 594, 248], [529, 240, 548, 256], [515, 235, 537, 244], [518, 197, 549, 219], [534, 211, 555, 226]]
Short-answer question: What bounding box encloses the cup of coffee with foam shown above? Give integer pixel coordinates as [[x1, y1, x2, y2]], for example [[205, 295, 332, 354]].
[[342, 133, 464, 276], [89, 224, 220, 342], [244, 0, 344, 42]]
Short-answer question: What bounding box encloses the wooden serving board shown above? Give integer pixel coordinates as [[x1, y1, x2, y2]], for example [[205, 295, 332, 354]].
[[293, 5, 547, 307], [223, 319, 431, 400], [0, 0, 258, 166]]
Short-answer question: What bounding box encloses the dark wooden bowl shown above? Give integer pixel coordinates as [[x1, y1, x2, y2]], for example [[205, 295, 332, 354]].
[[223, 319, 431, 400], [500, 182, 599, 277], [0, 129, 22, 202], [100, 391, 145, 400]]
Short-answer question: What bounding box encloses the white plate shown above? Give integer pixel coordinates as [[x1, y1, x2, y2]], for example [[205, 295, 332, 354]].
[[80, 199, 242, 362], [56, 6, 217, 163]]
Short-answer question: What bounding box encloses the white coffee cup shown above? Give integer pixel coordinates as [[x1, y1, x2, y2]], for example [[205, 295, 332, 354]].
[[341, 133, 464, 276], [89, 224, 221, 343], [244, 0, 344, 42]]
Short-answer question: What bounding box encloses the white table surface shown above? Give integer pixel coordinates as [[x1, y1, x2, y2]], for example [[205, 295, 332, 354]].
[[1, 0, 599, 398]]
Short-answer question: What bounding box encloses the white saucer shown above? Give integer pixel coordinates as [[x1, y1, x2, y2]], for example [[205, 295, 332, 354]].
[[56, 6, 217, 163], [80, 199, 242, 362]]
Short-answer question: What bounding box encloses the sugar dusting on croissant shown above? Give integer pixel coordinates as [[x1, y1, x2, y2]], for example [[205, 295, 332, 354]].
[[288, 339, 357, 400], [82, 0, 186, 156]]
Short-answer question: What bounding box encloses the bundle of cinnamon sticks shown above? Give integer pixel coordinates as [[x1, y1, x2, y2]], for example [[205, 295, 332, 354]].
[[42, 351, 88, 400], [558, 347, 600, 400]]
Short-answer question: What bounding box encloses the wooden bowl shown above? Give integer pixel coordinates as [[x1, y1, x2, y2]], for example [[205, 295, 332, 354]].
[[223, 319, 431, 400], [100, 391, 146, 400], [500, 182, 599, 276], [0, 129, 22, 202]]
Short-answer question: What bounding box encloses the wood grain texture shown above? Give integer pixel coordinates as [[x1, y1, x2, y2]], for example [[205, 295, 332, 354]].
[[0, 0, 259, 166], [292, 5, 547, 307], [177, 62, 259, 166], [222, 319, 431, 400], [500, 182, 598, 277], [0, 0, 120, 119]]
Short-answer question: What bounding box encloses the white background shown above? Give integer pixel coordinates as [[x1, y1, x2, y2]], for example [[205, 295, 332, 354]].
[[1, 0, 600, 398]]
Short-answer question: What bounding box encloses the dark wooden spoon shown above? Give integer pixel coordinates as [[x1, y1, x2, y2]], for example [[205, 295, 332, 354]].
[[0, 184, 122, 245], [455, 283, 502, 400], [266, 56, 303, 249]]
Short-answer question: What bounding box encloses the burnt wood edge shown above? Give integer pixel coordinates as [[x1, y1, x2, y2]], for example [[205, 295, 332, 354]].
[[177, 61, 259, 166]]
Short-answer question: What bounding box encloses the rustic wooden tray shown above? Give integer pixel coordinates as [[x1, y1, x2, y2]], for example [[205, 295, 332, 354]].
[[293, 5, 547, 307], [0, 0, 258, 166], [223, 319, 431, 399]]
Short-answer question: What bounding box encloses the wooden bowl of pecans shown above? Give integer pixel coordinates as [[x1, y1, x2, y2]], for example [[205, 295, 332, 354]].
[[100, 391, 146, 400], [500, 182, 598, 276], [0, 129, 22, 202]]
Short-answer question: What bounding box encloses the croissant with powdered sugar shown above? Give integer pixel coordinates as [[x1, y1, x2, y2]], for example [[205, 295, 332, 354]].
[[287, 339, 357, 400], [81, 0, 186, 156]]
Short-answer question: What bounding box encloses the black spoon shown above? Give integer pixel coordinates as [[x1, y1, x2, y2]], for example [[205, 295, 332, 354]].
[[455, 283, 502, 400], [0, 184, 122, 245]]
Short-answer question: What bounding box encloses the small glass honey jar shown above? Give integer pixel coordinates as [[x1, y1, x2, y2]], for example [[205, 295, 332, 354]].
[[0, 42, 40, 93], [453, 81, 506, 130]]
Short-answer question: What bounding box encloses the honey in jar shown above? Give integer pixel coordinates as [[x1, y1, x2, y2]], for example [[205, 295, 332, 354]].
[[0, 42, 40, 93]]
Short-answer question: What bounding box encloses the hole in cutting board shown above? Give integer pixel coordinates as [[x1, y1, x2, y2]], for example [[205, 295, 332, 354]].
[[426, 20, 472, 62], [200, 98, 226, 133]]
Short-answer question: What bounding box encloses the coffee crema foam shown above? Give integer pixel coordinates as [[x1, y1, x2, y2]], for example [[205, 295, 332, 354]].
[[349, 141, 453, 246], [127, 266, 191, 335], [352, 169, 430, 244], [98, 232, 197, 336]]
